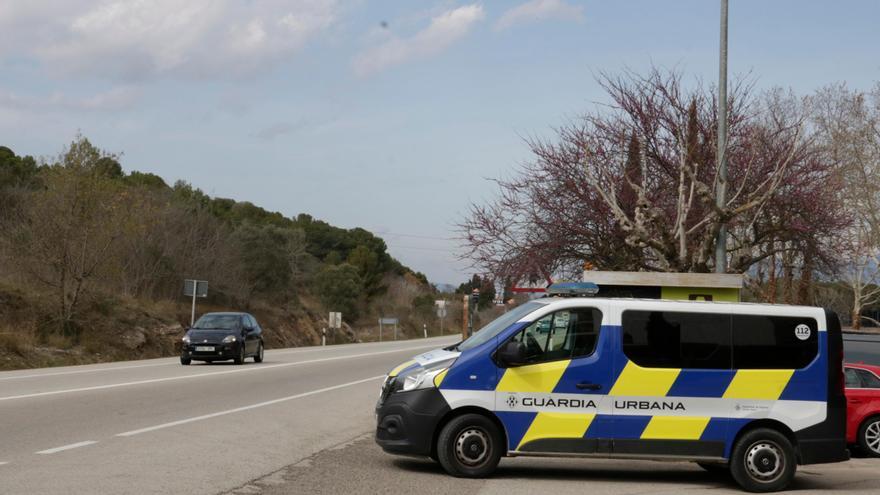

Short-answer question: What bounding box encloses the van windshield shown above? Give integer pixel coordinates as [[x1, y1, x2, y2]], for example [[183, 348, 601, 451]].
[[457, 301, 546, 352]]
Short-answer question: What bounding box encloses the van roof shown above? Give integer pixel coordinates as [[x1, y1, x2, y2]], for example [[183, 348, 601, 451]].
[[539, 296, 821, 310]]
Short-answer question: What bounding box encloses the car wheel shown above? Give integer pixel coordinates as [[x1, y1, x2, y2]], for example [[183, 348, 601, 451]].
[[729, 428, 796, 493], [253, 342, 264, 363], [233, 345, 245, 365], [180, 356, 191, 365], [436, 414, 503, 478], [858, 416, 880, 457]]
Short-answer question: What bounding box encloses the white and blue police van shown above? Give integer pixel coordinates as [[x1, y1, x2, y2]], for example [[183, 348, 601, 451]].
[[375, 283, 848, 492]]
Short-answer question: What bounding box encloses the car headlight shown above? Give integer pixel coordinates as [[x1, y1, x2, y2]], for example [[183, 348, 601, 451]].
[[222, 335, 237, 343], [401, 367, 448, 392], [182, 335, 191, 344]]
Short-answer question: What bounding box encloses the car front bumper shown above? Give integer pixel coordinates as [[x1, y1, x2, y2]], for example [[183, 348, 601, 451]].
[[182, 341, 243, 360], [375, 387, 451, 457]]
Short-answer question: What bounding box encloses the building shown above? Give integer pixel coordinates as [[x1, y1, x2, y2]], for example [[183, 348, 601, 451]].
[[583, 271, 743, 302]]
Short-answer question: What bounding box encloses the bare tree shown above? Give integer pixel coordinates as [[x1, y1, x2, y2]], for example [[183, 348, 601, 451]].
[[813, 84, 880, 328], [7, 138, 132, 335], [461, 68, 847, 283]]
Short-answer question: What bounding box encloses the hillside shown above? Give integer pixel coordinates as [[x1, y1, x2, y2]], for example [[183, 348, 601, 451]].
[[0, 138, 440, 370]]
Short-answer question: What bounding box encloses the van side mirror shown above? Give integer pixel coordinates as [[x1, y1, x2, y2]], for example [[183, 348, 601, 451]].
[[497, 341, 527, 367]]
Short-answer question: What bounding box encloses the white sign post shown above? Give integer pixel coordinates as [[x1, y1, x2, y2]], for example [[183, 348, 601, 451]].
[[183, 280, 208, 327], [325, 312, 342, 346], [379, 317, 399, 341], [435, 300, 447, 334]]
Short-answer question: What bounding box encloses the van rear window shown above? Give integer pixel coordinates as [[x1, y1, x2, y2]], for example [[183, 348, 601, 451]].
[[621, 310, 819, 370], [731, 314, 818, 369]]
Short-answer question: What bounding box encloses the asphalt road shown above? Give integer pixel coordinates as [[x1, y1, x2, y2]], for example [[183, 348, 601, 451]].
[[2, 334, 879, 495], [0, 336, 456, 494]]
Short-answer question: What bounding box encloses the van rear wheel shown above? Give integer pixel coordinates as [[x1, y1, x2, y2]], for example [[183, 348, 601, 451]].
[[730, 428, 796, 492], [436, 414, 503, 478]]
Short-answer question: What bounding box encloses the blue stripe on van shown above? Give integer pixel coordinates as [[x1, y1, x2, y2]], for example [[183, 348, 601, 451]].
[[778, 331, 827, 402], [585, 414, 651, 439], [552, 325, 616, 395], [497, 411, 537, 450], [667, 369, 735, 398]]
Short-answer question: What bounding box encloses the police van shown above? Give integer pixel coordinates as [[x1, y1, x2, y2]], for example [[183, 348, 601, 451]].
[[375, 284, 848, 492]]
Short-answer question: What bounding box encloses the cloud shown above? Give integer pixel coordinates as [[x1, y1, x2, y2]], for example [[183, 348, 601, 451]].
[[0, 86, 141, 113], [353, 4, 485, 77], [0, 0, 340, 81], [494, 0, 583, 31], [252, 121, 308, 141]]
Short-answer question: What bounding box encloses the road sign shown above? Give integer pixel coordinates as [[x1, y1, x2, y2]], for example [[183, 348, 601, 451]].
[[434, 300, 446, 308], [184, 280, 208, 297], [436, 307, 447, 318], [183, 279, 208, 327], [378, 317, 399, 341], [329, 312, 342, 329]]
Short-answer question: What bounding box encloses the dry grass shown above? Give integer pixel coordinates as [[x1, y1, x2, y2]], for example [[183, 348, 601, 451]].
[[0, 320, 36, 356]]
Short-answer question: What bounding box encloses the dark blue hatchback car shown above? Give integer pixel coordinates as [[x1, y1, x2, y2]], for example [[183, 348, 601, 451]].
[[181, 312, 264, 365]]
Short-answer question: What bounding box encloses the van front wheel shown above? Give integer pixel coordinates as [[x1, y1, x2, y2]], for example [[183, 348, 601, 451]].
[[436, 414, 503, 478], [730, 428, 796, 493]]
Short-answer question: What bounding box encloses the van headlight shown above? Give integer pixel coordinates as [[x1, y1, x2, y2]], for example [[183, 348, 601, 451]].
[[402, 367, 447, 392]]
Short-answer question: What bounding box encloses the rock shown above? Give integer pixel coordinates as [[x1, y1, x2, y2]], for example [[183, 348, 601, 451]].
[[121, 329, 147, 350]]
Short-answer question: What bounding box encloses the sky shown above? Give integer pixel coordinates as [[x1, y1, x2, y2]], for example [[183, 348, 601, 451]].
[[1, 0, 878, 285]]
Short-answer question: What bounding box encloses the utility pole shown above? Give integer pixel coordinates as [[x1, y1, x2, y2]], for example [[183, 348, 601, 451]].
[[714, 0, 729, 274]]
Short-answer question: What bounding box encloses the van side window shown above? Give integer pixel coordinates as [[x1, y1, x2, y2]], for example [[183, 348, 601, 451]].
[[731, 315, 818, 369], [508, 308, 602, 364], [621, 311, 731, 369]]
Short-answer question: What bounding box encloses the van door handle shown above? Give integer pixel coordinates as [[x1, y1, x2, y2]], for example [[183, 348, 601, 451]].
[[576, 382, 602, 391]]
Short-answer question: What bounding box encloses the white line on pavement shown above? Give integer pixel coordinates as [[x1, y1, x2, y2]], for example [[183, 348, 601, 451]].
[[0, 362, 174, 382], [35, 441, 98, 455], [117, 375, 384, 437], [0, 461, 8, 466], [0, 343, 437, 402]]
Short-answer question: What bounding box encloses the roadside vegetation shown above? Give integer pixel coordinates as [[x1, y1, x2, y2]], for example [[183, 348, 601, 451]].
[[0, 138, 443, 369]]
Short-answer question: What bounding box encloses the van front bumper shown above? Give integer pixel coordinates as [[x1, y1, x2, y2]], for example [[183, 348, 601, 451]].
[[375, 387, 450, 457]]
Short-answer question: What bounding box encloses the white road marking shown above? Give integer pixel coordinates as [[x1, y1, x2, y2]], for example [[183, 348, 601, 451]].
[[35, 441, 98, 455], [0, 343, 438, 402], [0, 461, 8, 466], [117, 375, 384, 437], [0, 362, 173, 382]]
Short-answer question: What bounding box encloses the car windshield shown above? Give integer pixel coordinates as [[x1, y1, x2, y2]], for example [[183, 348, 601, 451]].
[[193, 315, 240, 330], [457, 301, 546, 352]]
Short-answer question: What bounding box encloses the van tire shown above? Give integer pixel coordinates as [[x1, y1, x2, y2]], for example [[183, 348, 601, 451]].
[[857, 416, 880, 457], [436, 413, 503, 478], [730, 428, 796, 492]]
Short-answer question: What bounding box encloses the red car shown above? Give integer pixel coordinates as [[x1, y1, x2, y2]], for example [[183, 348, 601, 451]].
[[845, 363, 880, 456]]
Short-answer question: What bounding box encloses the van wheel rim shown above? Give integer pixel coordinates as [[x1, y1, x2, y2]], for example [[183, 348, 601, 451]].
[[745, 441, 784, 482], [867, 421, 880, 453], [455, 428, 489, 466]]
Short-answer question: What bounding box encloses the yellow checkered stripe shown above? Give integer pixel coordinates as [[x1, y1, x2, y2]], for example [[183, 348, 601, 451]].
[[502, 360, 795, 450]]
